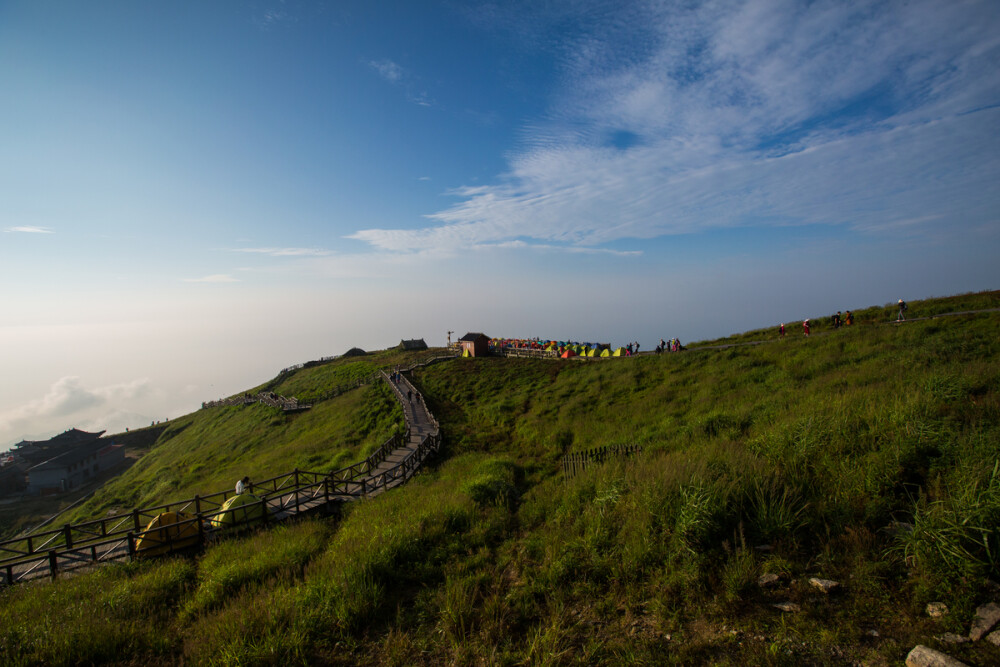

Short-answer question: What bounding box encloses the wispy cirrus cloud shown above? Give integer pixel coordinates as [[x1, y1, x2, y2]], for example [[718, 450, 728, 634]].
[[183, 274, 240, 283], [368, 58, 434, 107], [351, 0, 1000, 255], [370, 58, 403, 83], [5, 226, 53, 233]]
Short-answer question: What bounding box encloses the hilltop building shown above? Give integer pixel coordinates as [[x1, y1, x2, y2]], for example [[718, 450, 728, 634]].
[[458, 333, 490, 357], [399, 338, 428, 351], [11, 429, 125, 495], [0, 463, 25, 495]]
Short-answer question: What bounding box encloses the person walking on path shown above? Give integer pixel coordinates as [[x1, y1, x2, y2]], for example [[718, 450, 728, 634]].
[[407, 389, 413, 402], [897, 299, 907, 322]]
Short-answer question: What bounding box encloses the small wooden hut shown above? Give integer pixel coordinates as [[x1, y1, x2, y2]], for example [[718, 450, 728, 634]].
[[458, 333, 490, 357]]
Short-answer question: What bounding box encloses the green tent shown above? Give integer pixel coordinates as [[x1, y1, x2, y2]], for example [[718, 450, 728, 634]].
[[210, 493, 267, 529], [587, 348, 598, 357], [613, 347, 627, 357], [600, 348, 611, 357]]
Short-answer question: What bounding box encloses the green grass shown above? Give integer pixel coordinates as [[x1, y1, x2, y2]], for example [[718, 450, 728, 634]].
[[62, 379, 404, 524], [2, 293, 999, 665]]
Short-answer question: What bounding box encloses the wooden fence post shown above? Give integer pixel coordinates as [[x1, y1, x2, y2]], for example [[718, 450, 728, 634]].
[[63, 524, 73, 550], [294, 469, 300, 515], [48, 551, 58, 580], [194, 495, 205, 546]]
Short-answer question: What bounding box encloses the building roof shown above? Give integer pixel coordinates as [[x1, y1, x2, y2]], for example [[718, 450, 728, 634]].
[[29, 441, 119, 473], [15, 429, 106, 466], [399, 338, 428, 350], [458, 332, 488, 342]]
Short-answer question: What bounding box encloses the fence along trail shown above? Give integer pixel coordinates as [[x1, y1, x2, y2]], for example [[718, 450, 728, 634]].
[[0, 365, 444, 585]]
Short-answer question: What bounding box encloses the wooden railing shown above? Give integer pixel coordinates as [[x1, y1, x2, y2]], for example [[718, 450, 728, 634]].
[[202, 392, 312, 412], [1, 360, 448, 586], [561, 444, 643, 479]]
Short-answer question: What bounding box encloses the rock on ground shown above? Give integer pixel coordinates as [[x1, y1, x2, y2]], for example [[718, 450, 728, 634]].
[[926, 602, 949, 618], [905, 645, 969, 667], [758, 573, 782, 588], [969, 601, 1000, 641], [808, 577, 840, 593]]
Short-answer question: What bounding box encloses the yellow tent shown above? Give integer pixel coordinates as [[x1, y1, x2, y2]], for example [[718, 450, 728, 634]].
[[613, 347, 627, 356], [136, 511, 200, 556], [462, 348, 471, 357], [210, 493, 268, 529], [600, 349, 611, 357]]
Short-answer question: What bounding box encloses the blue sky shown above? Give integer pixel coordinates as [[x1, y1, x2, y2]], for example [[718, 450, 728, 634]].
[[1, 0, 998, 446]]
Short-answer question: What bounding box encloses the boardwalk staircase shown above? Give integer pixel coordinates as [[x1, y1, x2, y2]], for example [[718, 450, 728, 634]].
[[0, 364, 445, 586]]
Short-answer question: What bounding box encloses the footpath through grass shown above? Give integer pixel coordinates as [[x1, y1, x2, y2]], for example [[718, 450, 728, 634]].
[[2, 293, 999, 665]]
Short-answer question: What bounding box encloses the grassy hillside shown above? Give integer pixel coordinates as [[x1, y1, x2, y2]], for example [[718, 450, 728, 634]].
[[61, 347, 450, 526], [2, 293, 999, 665]]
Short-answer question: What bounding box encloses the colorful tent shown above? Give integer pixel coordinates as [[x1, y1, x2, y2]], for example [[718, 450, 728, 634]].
[[560, 349, 577, 358], [135, 511, 200, 556], [210, 493, 268, 529], [613, 347, 627, 357], [600, 348, 611, 357]]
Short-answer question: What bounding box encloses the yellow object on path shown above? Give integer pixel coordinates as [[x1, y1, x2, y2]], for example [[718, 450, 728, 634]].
[[136, 511, 200, 556], [210, 493, 267, 529]]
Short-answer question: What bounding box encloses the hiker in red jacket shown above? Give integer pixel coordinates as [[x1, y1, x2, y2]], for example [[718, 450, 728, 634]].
[[803, 320, 810, 336]]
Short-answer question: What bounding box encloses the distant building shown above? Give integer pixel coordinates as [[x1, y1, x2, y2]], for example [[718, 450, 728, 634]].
[[0, 463, 25, 496], [399, 338, 428, 351], [14, 429, 125, 495], [458, 332, 490, 357]]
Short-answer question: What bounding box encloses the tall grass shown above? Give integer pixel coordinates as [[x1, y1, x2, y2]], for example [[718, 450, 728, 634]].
[[2, 295, 998, 665]]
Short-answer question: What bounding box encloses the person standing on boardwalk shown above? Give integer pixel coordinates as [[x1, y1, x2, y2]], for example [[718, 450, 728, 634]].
[[897, 299, 907, 322], [407, 389, 413, 402], [235, 476, 250, 494]]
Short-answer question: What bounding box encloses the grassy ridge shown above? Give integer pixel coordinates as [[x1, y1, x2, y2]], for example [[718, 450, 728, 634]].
[[62, 357, 411, 525], [2, 294, 999, 665]]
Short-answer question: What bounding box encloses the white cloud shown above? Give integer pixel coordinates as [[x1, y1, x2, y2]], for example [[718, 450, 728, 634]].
[[183, 274, 240, 283], [0, 377, 155, 447], [370, 58, 403, 83], [350, 0, 1000, 255], [5, 226, 53, 233]]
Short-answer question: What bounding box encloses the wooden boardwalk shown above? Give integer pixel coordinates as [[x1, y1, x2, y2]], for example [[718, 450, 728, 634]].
[[0, 364, 445, 585]]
